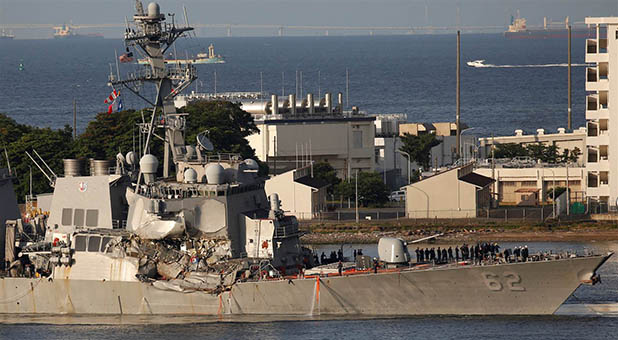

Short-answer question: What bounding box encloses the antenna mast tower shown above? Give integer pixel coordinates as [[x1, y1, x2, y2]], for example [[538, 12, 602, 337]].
[[109, 1, 196, 178]]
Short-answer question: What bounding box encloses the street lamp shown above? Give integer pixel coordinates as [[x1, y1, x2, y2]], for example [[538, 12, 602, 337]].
[[397, 150, 411, 185]]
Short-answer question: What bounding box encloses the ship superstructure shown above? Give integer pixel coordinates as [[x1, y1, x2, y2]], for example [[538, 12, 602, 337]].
[[137, 44, 225, 65], [53, 24, 103, 39], [505, 12, 595, 39], [0, 2, 613, 317], [0, 29, 14, 40]]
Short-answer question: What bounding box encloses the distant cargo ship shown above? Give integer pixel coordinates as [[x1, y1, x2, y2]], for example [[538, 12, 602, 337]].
[[53, 24, 104, 39], [0, 29, 14, 40], [137, 43, 225, 65], [505, 14, 595, 39]]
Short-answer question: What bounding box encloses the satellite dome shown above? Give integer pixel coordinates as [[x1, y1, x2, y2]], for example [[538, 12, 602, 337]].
[[125, 151, 137, 166], [147, 2, 160, 18], [139, 154, 158, 174], [244, 158, 259, 170], [205, 163, 225, 184], [183, 168, 198, 183]]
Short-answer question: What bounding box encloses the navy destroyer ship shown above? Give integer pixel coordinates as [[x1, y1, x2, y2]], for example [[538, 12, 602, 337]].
[[0, 1, 612, 317]]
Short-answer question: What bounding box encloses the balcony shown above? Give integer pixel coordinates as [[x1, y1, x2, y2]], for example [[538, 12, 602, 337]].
[[586, 78, 609, 92], [586, 38, 609, 63], [587, 159, 610, 172], [586, 107, 609, 120], [587, 134, 609, 146], [588, 185, 610, 197]]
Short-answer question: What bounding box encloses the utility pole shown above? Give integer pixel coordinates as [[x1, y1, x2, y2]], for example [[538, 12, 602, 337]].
[[72, 98, 77, 140], [355, 169, 359, 224], [456, 30, 461, 160], [568, 25, 572, 130]]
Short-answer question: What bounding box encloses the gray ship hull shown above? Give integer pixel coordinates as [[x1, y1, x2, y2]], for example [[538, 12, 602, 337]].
[[0, 254, 609, 316]]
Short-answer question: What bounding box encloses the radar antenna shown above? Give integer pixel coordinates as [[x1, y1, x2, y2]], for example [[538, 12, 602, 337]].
[[135, 0, 145, 16], [109, 2, 196, 182]]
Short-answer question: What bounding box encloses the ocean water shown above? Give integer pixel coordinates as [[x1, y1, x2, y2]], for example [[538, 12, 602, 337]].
[[0, 34, 587, 137]]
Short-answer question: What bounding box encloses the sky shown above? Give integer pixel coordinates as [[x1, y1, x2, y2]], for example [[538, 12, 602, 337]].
[[1, 0, 617, 38]]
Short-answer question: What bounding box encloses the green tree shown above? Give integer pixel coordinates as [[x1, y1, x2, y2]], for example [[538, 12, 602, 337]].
[[75, 109, 149, 160], [493, 143, 527, 159], [334, 171, 389, 207], [561, 147, 581, 163], [183, 100, 259, 159], [399, 133, 442, 169], [0, 114, 76, 202], [312, 162, 340, 194]]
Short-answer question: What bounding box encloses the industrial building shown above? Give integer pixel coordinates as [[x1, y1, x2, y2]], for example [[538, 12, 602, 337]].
[[245, 93, 376, 179], [584, 17, 617, 208], [405, 163, 493, 218]]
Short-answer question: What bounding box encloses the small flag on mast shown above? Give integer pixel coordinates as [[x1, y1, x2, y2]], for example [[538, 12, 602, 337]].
[[104, 89, 118, 104], [104, 89, 122, 114]]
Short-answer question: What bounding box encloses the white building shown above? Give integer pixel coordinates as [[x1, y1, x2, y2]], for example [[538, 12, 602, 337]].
[[584, 17, 617, 207], [474, 165, 585, 206], [479, 127, 587, 166], [264, 166, 329, 220], [247, 115, 376, 180]]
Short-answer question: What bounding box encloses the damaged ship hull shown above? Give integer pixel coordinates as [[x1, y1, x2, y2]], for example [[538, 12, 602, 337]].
[[0, 254, 609, 316]]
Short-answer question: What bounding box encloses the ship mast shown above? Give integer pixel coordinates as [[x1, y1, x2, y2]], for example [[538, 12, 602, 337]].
[[109, 1, 196, 179]]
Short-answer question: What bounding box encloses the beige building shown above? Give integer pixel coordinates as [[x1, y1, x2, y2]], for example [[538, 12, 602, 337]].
[[405, 164, 493, 218], [478, 127, 587, 166], [584, 17, 617, 207], [474, 166, 585, 206], [247, 116, 376, 180], [264, 166, 329, 220]]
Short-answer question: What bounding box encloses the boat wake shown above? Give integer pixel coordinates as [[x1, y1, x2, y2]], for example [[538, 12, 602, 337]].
[[467, 59, 588, 68]]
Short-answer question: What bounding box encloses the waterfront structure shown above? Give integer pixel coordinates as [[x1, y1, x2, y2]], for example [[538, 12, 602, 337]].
[[404, 163, 493, 218], [474, 165, 585, 206], [584, 17, 618, 208], [479, 127, 587, 166], [264, 166, 329, 220]]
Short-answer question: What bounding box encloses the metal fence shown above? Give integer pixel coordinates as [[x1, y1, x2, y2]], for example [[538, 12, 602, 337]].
[[300, 206, 567, 222]]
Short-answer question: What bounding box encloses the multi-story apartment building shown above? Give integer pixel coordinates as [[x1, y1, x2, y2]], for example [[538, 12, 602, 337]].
[[585, 18, 615, 207]]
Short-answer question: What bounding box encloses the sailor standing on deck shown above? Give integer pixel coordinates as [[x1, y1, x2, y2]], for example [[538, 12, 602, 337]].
[[338, 261, 343, 276]]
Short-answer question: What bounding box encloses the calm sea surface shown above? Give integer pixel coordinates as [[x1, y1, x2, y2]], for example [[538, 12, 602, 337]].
[[0, 36, 614, 338], [0, 34, 588, 137]]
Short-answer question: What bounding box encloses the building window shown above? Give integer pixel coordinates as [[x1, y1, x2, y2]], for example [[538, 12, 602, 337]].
[[73, 209, 85, 227], [353, 131, 363, 148], [74, 235, 87, 252], [86, 209, 99, 227], [101, 237, 113, 252], [502, 182, 516, 187], [87, 236, 101, 252], [521, 181, 537, 187], [61, 208, 73, 226]]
